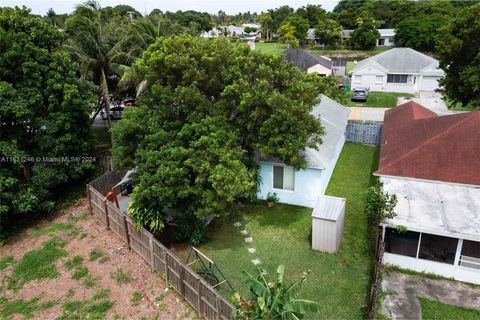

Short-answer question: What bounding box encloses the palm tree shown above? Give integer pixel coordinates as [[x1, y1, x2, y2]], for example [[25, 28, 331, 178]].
[[65, 1, 133, 127]]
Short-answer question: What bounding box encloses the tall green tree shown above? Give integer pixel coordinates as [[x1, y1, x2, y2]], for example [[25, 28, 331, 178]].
[[314, 18, 342, 46], [295, 4, 326, 27], [437, 3, 480, 107], [350, 14, 380, 50], [0, 7, 96, 239], [394, 14, 447, 52], [112, 36, 341, 236], [259, 13, 273, 41], [65, 0, 133, 126]]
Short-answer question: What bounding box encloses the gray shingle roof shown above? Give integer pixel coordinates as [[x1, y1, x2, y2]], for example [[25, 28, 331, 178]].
[[256, 95, 351, 170], [353, 48, 442, 74], [283, 48, 332, 71]]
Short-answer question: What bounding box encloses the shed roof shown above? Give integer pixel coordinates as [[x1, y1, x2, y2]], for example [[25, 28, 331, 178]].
[[352, 48, 443, 75], [378, 28, 395, 37], [376, 101, 480, 185], [312, 195, 346, 221], [256, 95, 351, 170], [283, 48, 332, 72]]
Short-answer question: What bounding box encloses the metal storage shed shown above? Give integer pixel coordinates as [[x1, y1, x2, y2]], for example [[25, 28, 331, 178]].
[[311, 195, 346, 253]]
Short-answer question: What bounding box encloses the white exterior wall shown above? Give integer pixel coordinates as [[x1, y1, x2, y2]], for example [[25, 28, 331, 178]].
[[352, 67, 417, 93], [383, 252, 480, 285], [377, 37, 395, 47], [257, 164, 323, 208]]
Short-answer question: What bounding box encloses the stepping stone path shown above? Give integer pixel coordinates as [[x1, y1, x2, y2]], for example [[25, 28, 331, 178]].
[[251, 259, 262, 265], [234, 220, 263, 266]]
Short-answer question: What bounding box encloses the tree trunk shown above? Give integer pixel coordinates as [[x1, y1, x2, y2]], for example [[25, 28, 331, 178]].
[[100, 68, 112, 127]]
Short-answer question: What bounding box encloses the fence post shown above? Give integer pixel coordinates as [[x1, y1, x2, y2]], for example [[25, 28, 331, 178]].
[[215, 295, 220, 320], [196, 277, 201, 312], [165, 251, 170, 284], [123, 215, 131, 249], [103, 200, 110, 230], [149, 233, 154, 268], [86, 184, 93, 215]]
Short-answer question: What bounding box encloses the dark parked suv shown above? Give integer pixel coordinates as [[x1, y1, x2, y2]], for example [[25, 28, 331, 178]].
[[351, 87, 369, 102]]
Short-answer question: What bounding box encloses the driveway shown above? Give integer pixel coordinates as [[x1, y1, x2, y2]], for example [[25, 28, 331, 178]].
[[381, 272, 480, 320], [397, 91, 451, 115], [349, 92, 455, 122]]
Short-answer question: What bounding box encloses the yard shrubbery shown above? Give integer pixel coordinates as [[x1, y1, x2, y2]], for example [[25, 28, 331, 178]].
[[0, 8, 96, 240]]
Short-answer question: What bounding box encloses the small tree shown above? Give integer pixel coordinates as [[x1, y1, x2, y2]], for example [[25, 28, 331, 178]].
[[314, 18, 342, 46], [365, 182, 397, 229], [350, 15, 380, 50], [278, 22, 298, 47], [232, 265, 321, 319]]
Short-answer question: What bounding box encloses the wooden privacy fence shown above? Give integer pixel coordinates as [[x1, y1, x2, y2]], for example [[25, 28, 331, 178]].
[[367, 231, 385, 320], [86, 172, 234, 320], [346, 120, 383, 146]]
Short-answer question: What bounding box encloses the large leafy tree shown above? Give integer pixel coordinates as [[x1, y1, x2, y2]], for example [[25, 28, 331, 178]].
[[65, 0, 133, 126], [112, 36, 342, 236], [295, 4, 326, 27], [315, 18, 342, 46], [394, 14, 447, 52], [437, 3, 480, 107], [350, 14, 380, 50], [0, 7, 96, 239]]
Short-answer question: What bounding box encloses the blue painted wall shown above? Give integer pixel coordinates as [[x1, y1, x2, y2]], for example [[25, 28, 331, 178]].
[[257, 135, 346, 208], [257, 164, 323, 208]]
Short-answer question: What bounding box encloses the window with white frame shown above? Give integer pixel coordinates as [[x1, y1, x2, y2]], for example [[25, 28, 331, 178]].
[[354, 75, 362, 84], [273, 166, 295, 191], [387, 74, 408, 84], [375, 75, 383, 84]]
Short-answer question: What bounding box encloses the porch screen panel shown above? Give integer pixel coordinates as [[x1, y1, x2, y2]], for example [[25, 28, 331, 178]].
[[384, 228, 419, 257], [418, 233, 458, 265], [273, 166, 284, 189], [283, 167, 295, 191]]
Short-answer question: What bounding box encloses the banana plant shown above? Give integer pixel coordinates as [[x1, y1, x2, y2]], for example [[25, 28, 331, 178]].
[[232, 265, 321, 319]]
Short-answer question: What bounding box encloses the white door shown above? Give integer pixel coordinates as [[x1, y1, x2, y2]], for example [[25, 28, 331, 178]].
[[420, 76, 441, 91]]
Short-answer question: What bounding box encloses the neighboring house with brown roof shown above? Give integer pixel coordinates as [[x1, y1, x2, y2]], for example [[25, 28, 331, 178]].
[[375, 101, 480, 284]]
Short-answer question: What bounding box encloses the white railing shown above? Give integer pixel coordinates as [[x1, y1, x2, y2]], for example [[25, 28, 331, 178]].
[[459, 255, 480, 270]]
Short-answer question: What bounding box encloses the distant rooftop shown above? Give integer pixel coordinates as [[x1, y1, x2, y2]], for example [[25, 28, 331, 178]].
[[352, 47, 444, 75], [283, 48, 332, 71]]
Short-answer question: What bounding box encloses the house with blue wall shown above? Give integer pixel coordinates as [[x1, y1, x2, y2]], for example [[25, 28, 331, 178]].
[[256, 95, 351, 208]]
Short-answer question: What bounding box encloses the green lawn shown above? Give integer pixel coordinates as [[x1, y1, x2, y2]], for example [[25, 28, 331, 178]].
[[254, 42, 390, 58], [307, 47, 390, 56], [172, 143, 379, 319], [253, 42, 288, 55], [443, 96, 479, 112], [419, 297, 480, 320], [346, 91, 415, 108]]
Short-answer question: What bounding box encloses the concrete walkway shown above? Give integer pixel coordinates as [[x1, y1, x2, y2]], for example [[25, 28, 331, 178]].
[[381, 272, 480, 320], [348, 107, 388, 121]]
